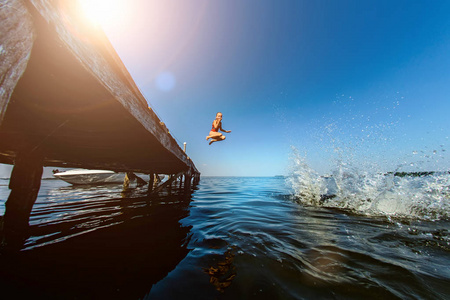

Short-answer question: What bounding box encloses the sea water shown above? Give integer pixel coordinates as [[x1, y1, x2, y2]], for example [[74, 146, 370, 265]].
[[0, 171, 448, 299]]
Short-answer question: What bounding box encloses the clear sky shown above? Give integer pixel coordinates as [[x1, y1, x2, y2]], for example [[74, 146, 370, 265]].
[[2, 0, 449, 178], [97, 0, 450, 176]]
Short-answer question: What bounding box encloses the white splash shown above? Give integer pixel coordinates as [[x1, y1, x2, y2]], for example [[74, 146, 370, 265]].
[[287, 148, 450, 221]]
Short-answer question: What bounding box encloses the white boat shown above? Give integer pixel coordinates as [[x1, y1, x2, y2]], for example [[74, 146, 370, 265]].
[[53, 169, 125, 185]]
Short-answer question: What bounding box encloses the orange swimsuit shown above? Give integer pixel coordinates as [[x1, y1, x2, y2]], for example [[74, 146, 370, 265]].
[[211, 121, 220, 132]]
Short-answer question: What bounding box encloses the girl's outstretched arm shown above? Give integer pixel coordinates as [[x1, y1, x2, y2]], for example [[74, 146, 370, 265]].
[[219, 123, 231, 133]]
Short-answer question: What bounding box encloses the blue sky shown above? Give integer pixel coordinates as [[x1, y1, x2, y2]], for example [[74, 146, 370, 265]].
[[1, 0, 448, 178], [98, 0, 450, 176]]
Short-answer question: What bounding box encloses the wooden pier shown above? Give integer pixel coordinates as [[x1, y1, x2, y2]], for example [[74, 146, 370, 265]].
[[0, 0, 200, 230]]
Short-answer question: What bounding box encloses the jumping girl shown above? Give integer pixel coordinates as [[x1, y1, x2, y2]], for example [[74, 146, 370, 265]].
[[206, 112, 231, 145]]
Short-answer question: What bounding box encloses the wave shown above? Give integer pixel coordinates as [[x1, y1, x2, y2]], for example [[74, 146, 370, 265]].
[[287, 148, 450, 221]]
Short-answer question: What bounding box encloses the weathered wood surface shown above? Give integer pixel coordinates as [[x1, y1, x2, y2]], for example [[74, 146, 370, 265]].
[[0, 0, 34, 125], [0, 0, 199, 176]]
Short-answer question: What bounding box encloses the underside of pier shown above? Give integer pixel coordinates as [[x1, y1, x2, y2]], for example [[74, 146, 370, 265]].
[[0, 0, 198, 175], [0, 0, 199, 231]]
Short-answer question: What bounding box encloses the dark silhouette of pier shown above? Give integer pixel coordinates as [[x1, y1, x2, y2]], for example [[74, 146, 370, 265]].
[[0, 0, 199, 230]]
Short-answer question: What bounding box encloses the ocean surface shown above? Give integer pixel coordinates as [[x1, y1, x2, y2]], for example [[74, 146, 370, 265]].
[[0, 173, 449, 299]]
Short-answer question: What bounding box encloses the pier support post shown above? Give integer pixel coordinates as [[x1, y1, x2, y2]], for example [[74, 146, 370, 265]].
[[123, 172, 131, 190], [148, 173, 155, 192], [184, 171, 192, 192], [123, 172, 147, 190], [3, 152, 43, 231], [193, 173, 200, 186], [168, 174, 173, 192]]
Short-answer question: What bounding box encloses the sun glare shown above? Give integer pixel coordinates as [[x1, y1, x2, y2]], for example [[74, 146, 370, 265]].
[[78, 0, 128, 29]]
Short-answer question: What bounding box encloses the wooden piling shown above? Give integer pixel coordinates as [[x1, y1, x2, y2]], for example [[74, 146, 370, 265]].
[[179, 174, 183, 189], [148, 173, 155, 192], [184, 170, 192, 192], [3, 152, 43, 230], [123, 172, 147, 190], [123, 172, 131, 190]]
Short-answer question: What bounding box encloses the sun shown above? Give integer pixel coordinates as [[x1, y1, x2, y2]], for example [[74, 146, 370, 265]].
[[78, 0, 128, 29]]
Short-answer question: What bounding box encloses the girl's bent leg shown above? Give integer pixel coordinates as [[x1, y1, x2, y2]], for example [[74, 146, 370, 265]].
[[209, 135, 225, 145], [207, 131, 222, 141]]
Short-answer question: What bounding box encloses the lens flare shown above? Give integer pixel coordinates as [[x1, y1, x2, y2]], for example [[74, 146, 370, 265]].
[[78, 0, 128, 29], [156, 72, 176, 92]]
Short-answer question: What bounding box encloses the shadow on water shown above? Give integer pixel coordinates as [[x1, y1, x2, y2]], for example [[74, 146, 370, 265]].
[[0, 183, 195, 299]]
